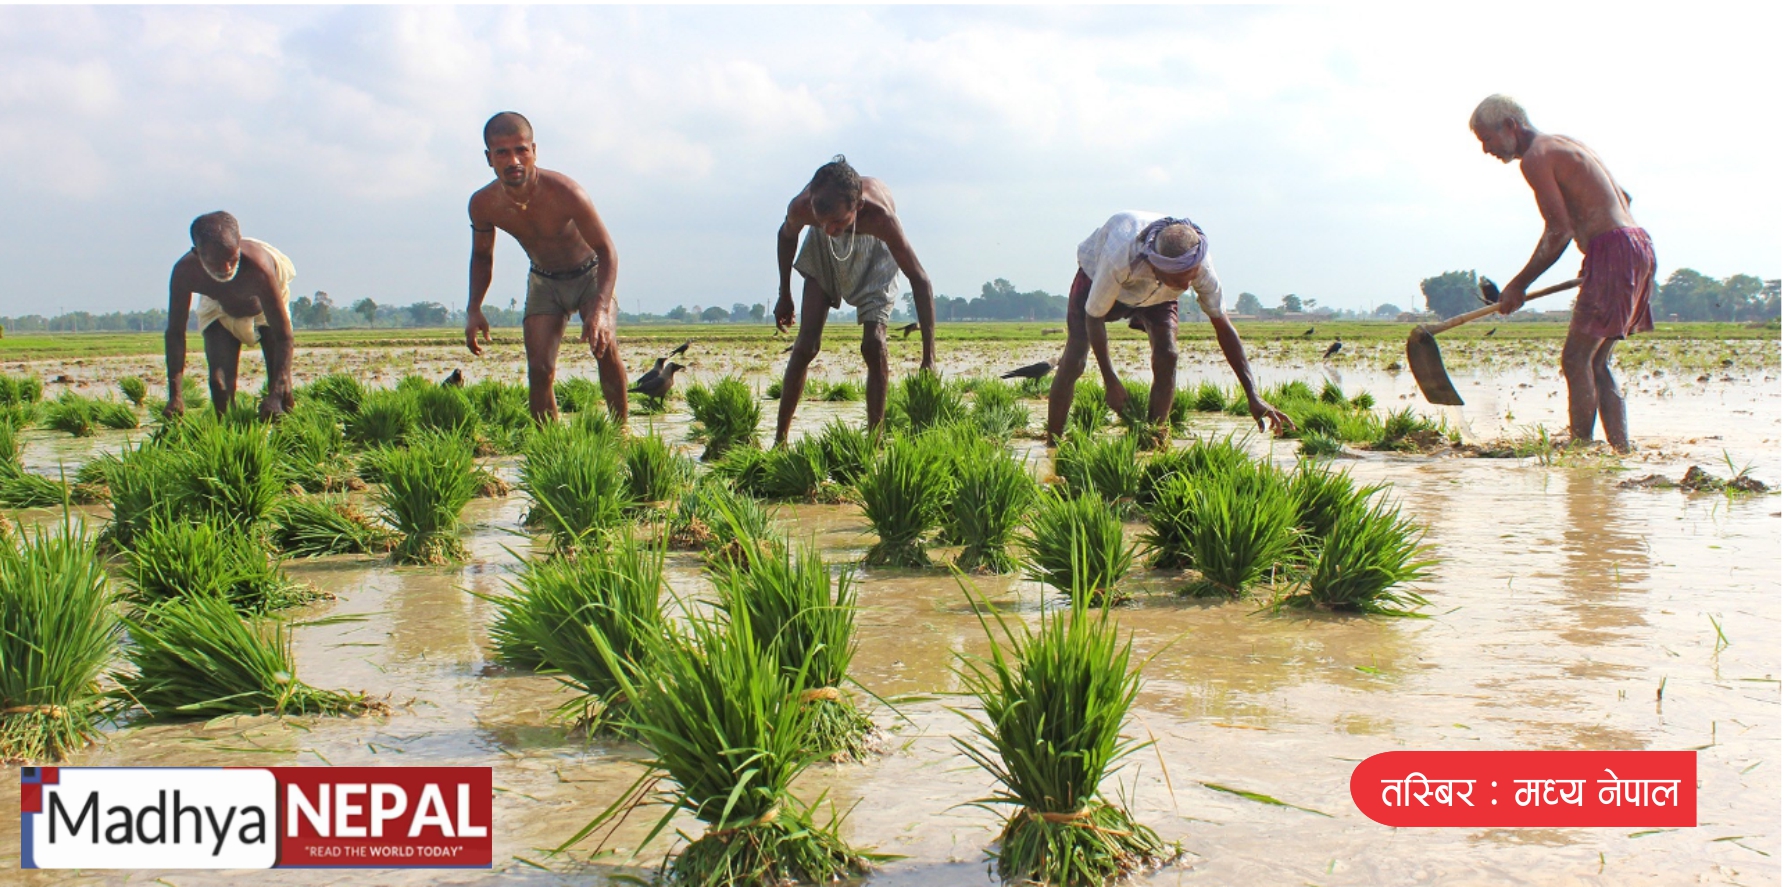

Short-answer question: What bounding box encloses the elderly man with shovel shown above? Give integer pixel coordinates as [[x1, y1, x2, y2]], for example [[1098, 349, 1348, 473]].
[[1470, 94, 1655, 452]]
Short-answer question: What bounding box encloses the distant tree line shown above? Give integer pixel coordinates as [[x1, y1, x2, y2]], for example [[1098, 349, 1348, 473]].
[[1420, 268, 1780, 322]]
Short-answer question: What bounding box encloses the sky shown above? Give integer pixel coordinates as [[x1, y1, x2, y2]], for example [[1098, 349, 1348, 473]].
[[0, 4, 1778, 319]]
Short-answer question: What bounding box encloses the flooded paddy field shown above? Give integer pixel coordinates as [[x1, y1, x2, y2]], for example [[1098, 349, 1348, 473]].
[[1, 325, 1778, 886]]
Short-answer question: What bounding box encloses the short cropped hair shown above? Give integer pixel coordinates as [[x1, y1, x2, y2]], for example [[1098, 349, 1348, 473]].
[[809, 154, 862, 216], [189, 211, 240, 249], [484, 111, 534, 145], [1470, 94, 1531, 133], [1154, 223, 1201, 259]]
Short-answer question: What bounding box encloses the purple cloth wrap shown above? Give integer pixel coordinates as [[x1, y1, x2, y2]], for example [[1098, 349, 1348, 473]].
[[1138, 217, 1207, 273]]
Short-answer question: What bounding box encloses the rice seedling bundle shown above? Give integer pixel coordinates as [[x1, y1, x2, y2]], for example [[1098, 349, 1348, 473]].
[[414, 385, 479, 438], [181, 422, 283, 529], [91, 400, 139, 431], [395, 374, 433, 393], [0, 374, 44, 406], [1068, 381, 1110, 433], [1016, 374, 1051, 398], [0, 402, 35, 431], [1114, 380, 1151, 428], [948, 449, 1038, 574], [1189, 380, 1226, 412], [0, 421, 18, 469], [755, 438, 834, 502], [1298, 432, 1344, 458], [272, 403, 357, 492], [1374, 407, 1448, 451], [858, 433, 954, 567], [123, 517, 310, 612], [569, 609, 873, 885], [346, 388, 417, 448], [1053, 430, 1142, 510], [817, 420, 875, 485], [483, 534, 666, 727], [1168, 387, 1194, 432], [120, 596, 380, 720], [623, 433, 694, 506], [1350, 391, 1377, 410], [271, 496, 396, 557], [712, 542, 877, 760], [668, 481, 778, 566], [953, 592, 1168, 885], [1139, 472, 1199, 571], [762, 379, 783, 401], [0, 521, 120, 763], [520, 425, 628, 553], [1018, 489, 1136, 605], [1265, 379, 1318, 405], [687, 376, 761, 461], [899, 369, 967, 432], [0, 466, 67, 509], [1222, 387, 1253, 417], [822, 380, 865, 402], [44, 392, 96, 437], [302, 373, 366, 415], [1287, 496, 1435, 616], [1177, 464, 1298, 598], [377, 431, 480, 565], [1287, 463, 1382, 546], [711, 444, 773, 496], [466, 379, 530, 430], [571, 405, 620, 440], [554, 377, 603, 413], [118, 376, 148, 406], [1319, 380, 1348, 405], [970, 379, 1030, 440]]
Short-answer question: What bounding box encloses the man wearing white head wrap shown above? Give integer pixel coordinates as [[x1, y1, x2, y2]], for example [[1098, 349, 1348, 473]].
[[1045, 210, 1291, 443]]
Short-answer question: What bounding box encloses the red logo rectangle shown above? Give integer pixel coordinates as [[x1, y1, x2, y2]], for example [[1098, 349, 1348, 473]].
[[1351, 751, 1695, 828], [273, 767, 491, 867]]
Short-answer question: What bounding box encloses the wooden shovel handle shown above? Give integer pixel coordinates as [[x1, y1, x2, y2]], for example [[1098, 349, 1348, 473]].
[[1419, 278, 1582, 336]]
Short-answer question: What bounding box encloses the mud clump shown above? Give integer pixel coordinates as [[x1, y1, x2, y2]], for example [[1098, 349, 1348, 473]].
[[1618, 465, 1769, 494]]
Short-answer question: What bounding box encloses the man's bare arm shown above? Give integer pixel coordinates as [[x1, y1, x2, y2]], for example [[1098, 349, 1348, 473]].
[[1211, 313, 1291, 433], [164, 270, 192, 416], [775, 195, 811, 330], [257, 275, 296, 417], [564, 180, 620, 357], [465, 199, 497, 355], [877, 215, 937, 368], [1502, 152, 1574, 312]]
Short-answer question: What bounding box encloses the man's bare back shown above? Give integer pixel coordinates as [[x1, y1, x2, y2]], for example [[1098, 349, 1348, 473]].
[[783, 176, 900, 241], [165, 211, 297, 419], [1519, 133, 1639, 252]]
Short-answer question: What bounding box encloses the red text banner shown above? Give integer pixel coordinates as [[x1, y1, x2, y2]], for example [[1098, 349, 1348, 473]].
[[1351, 751, 1695, 828]]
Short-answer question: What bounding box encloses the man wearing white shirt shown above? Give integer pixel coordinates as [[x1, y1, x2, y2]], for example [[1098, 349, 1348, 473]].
[[1045, 211, 1291, 443]]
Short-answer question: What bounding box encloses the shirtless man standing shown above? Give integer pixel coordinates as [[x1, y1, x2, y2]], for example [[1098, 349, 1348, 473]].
[[465, 112, 625, 422], [773, 155, 935, 442], [1472, 94, 1654, 452], [164, 210, 298, 420]]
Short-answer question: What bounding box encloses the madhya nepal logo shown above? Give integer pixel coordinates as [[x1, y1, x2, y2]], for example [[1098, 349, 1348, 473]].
[[21, 767, 492, 869]]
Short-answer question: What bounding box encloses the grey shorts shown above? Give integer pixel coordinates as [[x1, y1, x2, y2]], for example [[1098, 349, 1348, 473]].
[[524, 258, 599, 319], [793, 228, 897, 326]]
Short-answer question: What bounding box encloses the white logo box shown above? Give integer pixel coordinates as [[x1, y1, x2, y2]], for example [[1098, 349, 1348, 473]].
[[26, 767, 279, 869]]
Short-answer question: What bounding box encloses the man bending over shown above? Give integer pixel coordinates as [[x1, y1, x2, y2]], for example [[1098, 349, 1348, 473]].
[[164, 210, 297, 419]]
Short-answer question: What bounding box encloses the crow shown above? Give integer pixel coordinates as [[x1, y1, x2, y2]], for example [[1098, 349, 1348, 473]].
[[1484, 328, 1498, 338], [1001, 359, 1056, 380], [668, 340, 691, 358], [629, 362, 685, 400], [899, 322, 920, 339], [781, 343, 795, 354], [632, 357, 667, 390], [1322, 340, 1343, 359], [1302, 327, 1315, 337], [441, 368, 464, 388]]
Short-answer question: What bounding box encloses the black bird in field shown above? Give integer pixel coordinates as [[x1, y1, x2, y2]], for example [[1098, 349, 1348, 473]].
[[1001, 359, 1056, 381], [1322, 340, 1343, 359], [781, 343, 795, 354], [1302, 327, 1315, 337], [1485, 328, 1498, 339], [441, 368, 464, 388], [629, 362, 685, 400], [899, 322, 920, 339], [632, 357, 667, 390], [668, 340, 691, 358]]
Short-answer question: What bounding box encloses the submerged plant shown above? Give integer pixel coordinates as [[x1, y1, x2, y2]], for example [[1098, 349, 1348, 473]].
[[948, 449, 1038, 574], [0, 520, 121, 763], [858, 434, 954, 568], [1283, 496, 1435, 616], [376, 431, 480, 565], [119, 596, 381, 720], [123, 518, 312, 612], [1018, 490, 1136, 606], [953, 588, 1169, 886], [687, 376, 762, 461], [521, 424, 629, 552], [271, 496, 396, 557]]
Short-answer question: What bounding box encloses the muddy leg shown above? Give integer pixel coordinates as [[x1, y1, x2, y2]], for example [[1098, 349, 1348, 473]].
[[1045, 324, 1090, 443], [202, 322, 241, 416], [523, 313, 568, 422], [1592, 338, 1630, 452], [594, 340, 629, 426], [861, 320, 890, 433], [775, 278, 829, 445], [1560, 327, 1606, 445], [1144, 316, 1178, 427]]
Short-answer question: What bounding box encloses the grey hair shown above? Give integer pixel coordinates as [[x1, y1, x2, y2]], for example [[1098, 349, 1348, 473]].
[[1470, 94, 1531, 133], [1154, 223, 1200, 259]]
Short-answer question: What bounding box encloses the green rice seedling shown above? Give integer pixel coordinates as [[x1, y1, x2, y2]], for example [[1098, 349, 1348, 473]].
[[713, 542, 877, 761], [1373, 407, 1448, 451], [0, 467, 67, 509], [687, 376, 761, 461], [100, 441, 187, 550], [0, 421, 18, 469], [1282, 496, 1434, 616], [1114, 380, 1151, 428], [1168, 387, 1194, 432], [817, 420, 876, 485], [1287, 463, 1381, 547], [272, 402, 357, 492], [565, 607, 874, 885], [303, 373, 365, 415], [554, 377, 602, 413], [0, 374, 44, 406], [123, 517, 311, 612], [271, 496, 396, 557], [43, 392, 96, 437], [1018, 490, 1136, 606], [118, 376, 148, 407], [1298, 432, 1343, 458], [414, 385, 478, 438], [822, 380, 865, 402], [711, 443, 774, 497], [466, 378, 530, 430], [763, 379, 783, 401], [481, 534, 666, 727], [0, 402, 35, 430], [571, 405, 619, 440], [952, 588, 1168, 885], [899, 369, 966, 432], [346, 388, 417, 448], [377, 431, 481, 565], [1265, 379, 1318, 405], [1189, 380, 1226, 412], [0, 520, 121, 763], [182, 421, 282, 529], [120, 595, 380, 720], [755, 438, 834, 502], [1054, 430, 1143, 512], [858, 434, 954, 567], [1319, 380, 1347, 405], [1140, 473, 1199, 571], [1349, 391, 1377, 411], [971, 379, 1030, 440], [1222, 387, 1252, 417], [1178, 464, 1298, 598], [395, 374, 433, 393], [629, 391, 670, 416], [520, 424, 628, 553], [623, 433, 694, 507], [69, 453, 116, 504], [1016, 374, 1051, 398], [669, 481, 778, 567], [1068, 381, 1110, 433], [948, 449, 1038, 574]]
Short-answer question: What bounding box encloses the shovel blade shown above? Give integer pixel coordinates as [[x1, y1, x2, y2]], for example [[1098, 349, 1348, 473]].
[[1407, 327, 1465, 406]]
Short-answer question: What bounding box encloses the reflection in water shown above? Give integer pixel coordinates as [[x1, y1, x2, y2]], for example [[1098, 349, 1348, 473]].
[[1556, 470, 1651, 645]]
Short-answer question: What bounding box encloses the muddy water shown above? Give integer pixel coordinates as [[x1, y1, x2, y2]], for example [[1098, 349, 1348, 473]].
[[1, 348, 1778, 885]]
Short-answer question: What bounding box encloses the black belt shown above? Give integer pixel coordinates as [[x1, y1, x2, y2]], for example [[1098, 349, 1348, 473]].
[[530, 255, 598, 281]]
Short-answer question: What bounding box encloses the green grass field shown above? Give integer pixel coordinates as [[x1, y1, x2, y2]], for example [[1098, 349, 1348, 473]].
[[1, 319, 1775, 361]]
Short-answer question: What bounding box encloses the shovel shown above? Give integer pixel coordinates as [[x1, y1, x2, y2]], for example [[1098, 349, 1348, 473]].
[[1407, 277, 1580, 405]]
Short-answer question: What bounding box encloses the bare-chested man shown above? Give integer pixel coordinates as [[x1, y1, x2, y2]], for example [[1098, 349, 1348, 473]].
[[164, 210, 297, 420], [774, 155, 935, 442], [1472, 94, 1654, 452], [1044, 210, 1290, 444], [465, 112, 625, 422]]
